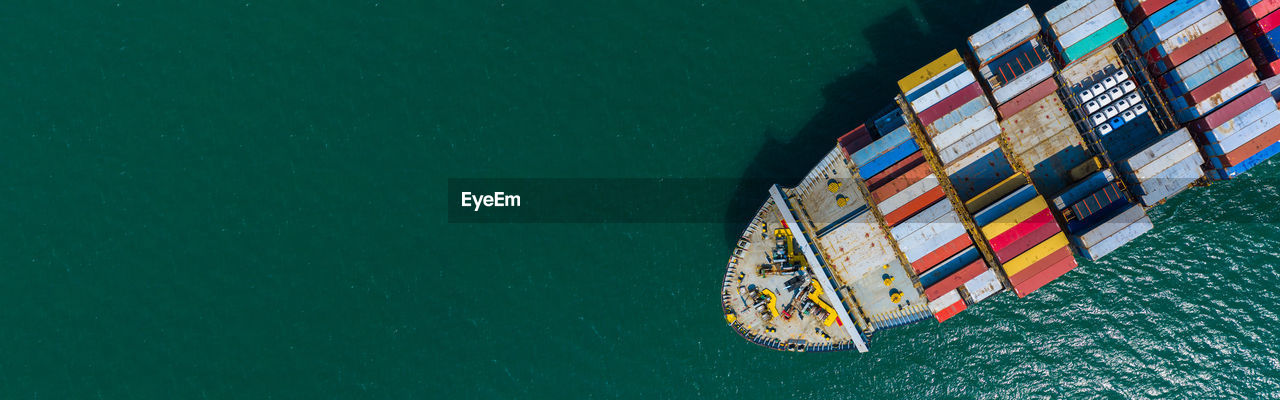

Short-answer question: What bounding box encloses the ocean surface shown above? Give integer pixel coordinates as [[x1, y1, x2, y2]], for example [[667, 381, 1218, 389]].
[[4, 0, 1280, 398]]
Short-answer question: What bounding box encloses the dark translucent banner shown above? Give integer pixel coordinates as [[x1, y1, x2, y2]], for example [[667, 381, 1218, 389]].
[[447, 178, 799, 223], [447, 177, 1279, 223]]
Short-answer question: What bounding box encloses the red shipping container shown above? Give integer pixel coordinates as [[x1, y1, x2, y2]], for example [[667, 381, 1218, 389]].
[[884, 186, 946, 226], [912, 234, 973, 274], [1214, 122, 1280, 167], [933, 300, 968, 323], [994, 215, 1062, 263], [1259, 58, 1280, 78], [1232, 0, 1280, 26], [987, 208, 1054, 251], [917, 82, 983, 127], [1244, 9, 1280, 39], [1013, 254, 1080, 298], [1126, 0, 1176, 22], [1171, 62, 1258, 113], [997, 78, 1058, 119], [1008, 245, 1074, 286], [1147, 22, 1234, 74], [866, 151, 925, 190], [871, 162, 933, 203], [837, 124, 872, 158], [924, 259, 988, 301], [1188, 85, 1270, 132]]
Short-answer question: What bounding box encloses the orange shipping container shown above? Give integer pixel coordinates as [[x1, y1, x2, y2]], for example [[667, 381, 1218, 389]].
[[884, 187, 946, 226]]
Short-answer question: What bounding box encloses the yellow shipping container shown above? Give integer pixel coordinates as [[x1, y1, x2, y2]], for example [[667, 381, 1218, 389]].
[[980, 195, 1049, 239], [1069, 157, 1102, 182], [965, 173, 1026, 214], [1001, 232, 1069, 277], [898, 49, 963, 94]]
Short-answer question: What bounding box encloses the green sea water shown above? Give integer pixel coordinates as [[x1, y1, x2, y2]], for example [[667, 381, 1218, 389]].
[[6, 0, 1280, 398]]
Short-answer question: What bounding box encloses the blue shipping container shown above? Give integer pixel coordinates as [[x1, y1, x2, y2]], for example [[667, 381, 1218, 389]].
[[918, 246, 981, 288], [1211, 140, 1280, 179], [857, 138, 920, 180], [851, 126, 913, 167], [1052, 169, 1113, 210], [972, 184, 1038, 227], [873, 107, 907, 136]]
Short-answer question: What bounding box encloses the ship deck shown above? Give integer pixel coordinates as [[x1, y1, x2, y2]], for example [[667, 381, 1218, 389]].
[[721, 199, 855, 351], [722, 151, 932, 352]]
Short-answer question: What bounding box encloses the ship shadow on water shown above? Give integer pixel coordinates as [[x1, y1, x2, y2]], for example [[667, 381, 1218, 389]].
[[721, 0, 1063, 246]]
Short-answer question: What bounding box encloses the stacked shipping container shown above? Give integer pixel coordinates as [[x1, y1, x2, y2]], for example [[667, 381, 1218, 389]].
[[1045, 1, 1158, 260], [1126, 0, 1280, 184], [895, 50, 1005, 321], [1223, 0, 1280, 77], [1112, 128, 1205, 206], [842, 0, 1280, 318], [996, 80, 1102, 196], [1187, 84, 1280, 179], [971, 5, 1056, 105], [973, 6, 1084, 197], [843, 106, 970, 323], [1046, 0, 1129, 63], [724, 0, 1280, 352], [970, 175, 1076, 297], [967, 6, 1087, 297], [1130, 0, 1260, 123], [1205, 1, 1280, 179]]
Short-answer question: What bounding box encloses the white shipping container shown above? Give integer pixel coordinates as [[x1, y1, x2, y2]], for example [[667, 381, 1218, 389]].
[[1150, 10, 1227, 58], [1203, 97, 1279, 143], [890, 200, 955, 240], [930, 97, 990, 137], [945, 141, 1002, 175], [1071, 203, 1145, 249], [1054, 0, 1115, 37], [1136, 0, 1219, 48], [904, 223, 969, 262], [993, 62, 1055, 104], [963, 269, 1003, 303], [1118, 128, 1193, 173], [1132, 152, 1205, 194], [1081, 215, 1153, 260], [906, 62, 966, 99], [911, 70, 980, 114], [1212, 109, 1280, 155], [1166, 37, 1242, 85], [976, 19, 1041, 64], [878, 177, 940, 215], [940, 121, 1002, 165], [1046, 0, 1096, 25], [1135, 156, 1204, 205], [899, 214, 966, 261], [1057, 7, 1122, 50], [927, 290, 963, 313], [971, 5, 1035, 59], [933, 106, 998, 148], [1132, 140, 1198, 183], [1181, 74, 1259, 118]]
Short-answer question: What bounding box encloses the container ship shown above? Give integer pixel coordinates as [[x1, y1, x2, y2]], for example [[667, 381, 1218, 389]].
[[721, 0, 1280, 353]]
